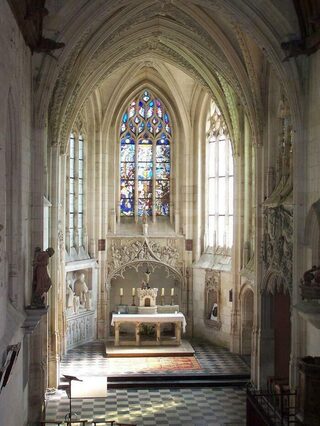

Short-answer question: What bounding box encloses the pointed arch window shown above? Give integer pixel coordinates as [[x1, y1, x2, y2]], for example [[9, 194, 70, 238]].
[[67, 132, 85, 250], [119, 89, 171, 219], [207, 102, 234, 250]]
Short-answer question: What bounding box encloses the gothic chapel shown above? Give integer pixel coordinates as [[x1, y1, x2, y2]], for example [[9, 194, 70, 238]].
[[1, 0, 320, 425]]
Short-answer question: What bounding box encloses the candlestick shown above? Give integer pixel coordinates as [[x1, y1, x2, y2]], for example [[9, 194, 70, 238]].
[[132, 288, 136, 296], [161, 288, 165, 296], [120, 288, 123, 296], [171, 288, 174, 296]]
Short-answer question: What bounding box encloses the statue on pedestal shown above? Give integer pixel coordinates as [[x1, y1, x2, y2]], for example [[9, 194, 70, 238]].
[[31, 247, 55, 308]]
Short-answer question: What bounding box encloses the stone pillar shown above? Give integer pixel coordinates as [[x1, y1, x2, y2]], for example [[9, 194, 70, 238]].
[[28, 122, 47, 423], [47, 143, 61, 388], [156, 322, 161, 344], [230, 120, 244, 353], [97, 250, 108, 340], [251, 143, 264, 386], [114, 322, 120, 346], [28, 316, 48, 424], [175, 322, 181, 344], [135, 322, 140, 346]]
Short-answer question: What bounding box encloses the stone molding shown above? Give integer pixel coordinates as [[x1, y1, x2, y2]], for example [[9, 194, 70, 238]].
[[66, 310, 95, 350]]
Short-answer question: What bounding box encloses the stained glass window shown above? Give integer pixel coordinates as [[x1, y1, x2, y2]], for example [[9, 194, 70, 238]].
[[120, 90, 172, 217], [207, 102, 233, 250]]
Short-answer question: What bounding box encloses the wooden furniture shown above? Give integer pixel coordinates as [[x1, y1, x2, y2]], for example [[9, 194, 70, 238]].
[[111, 313, 186, 346], [298, 356, 320, 425]]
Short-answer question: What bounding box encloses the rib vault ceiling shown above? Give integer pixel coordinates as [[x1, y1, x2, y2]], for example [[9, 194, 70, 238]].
[[34, 0, 301, 149]]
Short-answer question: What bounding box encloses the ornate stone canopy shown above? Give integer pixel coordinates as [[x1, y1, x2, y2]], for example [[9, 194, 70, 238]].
[[107, 238, 183, 284]]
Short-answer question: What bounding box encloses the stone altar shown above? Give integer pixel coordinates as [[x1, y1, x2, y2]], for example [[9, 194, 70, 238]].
[[111, 312, 186, 346]]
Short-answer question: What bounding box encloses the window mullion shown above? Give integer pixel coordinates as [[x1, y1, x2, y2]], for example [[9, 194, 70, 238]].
[[152, 138, 156, 223], [135, 137, 138, 223]]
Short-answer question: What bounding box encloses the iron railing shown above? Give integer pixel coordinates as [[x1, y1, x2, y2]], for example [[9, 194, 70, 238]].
[[247, 384, 302, 425]]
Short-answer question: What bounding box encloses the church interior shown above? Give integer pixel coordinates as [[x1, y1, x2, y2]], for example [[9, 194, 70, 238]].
[[1, 0, 320, 425]]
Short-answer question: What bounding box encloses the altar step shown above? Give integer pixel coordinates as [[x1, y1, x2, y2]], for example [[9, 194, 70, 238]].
[[106, 373, 250, 389]]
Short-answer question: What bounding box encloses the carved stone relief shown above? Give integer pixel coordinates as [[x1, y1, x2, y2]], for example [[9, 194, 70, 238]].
[[107, 238, 183, 283], [262, 206, 293, 293], [66, 310, 95, 350], [204, 270, 221, 329], [65, 269, 93, 316]]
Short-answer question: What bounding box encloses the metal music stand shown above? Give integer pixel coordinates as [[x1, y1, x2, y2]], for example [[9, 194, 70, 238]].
[[63, 374, 83, 424]]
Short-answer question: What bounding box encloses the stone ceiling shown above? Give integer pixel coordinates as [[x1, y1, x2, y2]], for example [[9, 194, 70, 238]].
[[34, 0, 301, 148]]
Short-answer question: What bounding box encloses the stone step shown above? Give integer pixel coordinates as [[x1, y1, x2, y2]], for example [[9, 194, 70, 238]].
[[59, 373, 250, 390], [106, 378, 249, 389]]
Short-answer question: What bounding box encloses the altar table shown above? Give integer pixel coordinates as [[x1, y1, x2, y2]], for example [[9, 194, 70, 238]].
[[111, 313, 187, 346]]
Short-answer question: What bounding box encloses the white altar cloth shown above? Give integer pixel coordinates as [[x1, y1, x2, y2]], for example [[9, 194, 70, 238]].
[[111, 313, 187, 333]]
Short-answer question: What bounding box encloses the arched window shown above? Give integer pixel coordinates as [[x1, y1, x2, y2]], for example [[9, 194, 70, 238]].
[[207, 101, 233, 250], [67, 132, 85, 250], [120, 89, 171, 219]]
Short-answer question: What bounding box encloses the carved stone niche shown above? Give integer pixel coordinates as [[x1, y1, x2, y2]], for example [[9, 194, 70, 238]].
[[137, 288, 158, 314], [204, 270, 221, 329]]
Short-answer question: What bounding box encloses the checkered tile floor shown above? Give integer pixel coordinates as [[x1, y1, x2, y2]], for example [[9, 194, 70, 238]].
[[45, 387, 246, 425], [60, 341, 250, 377], [45, 340, 248, 424]]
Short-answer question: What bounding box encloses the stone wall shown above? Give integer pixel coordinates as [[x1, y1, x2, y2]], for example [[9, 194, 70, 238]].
[[0, 1, 33, 425], [300, 50, 320, 359]]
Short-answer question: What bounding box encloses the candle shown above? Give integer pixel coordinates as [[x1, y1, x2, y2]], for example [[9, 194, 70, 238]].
[[120, 288, 123, 296], [161, 288, 165, 296], [171, 288, 174, 296], [132, 288, 135, 296]]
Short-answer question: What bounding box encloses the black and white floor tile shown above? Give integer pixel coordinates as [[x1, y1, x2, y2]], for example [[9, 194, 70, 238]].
[[45, 387, 246, 425], [45, 340, 249, 425], [60, 341, 250, 377]]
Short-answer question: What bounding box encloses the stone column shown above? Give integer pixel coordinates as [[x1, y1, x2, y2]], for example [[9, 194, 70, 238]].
[[135, 322, 140, 346], [252, 143, 264, 386], [28, 316, 48, 424], [114, 322, 120, 346], [230, 115, 244, 353], [47, 143, 61, 388], [156, 322, 161, 344], [97, 250, 108, 340], [28, 122, 47, 423], [175, 322, 181, 345]]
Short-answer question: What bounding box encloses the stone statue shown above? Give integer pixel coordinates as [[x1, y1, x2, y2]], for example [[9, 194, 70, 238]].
[[85, 290, 92, 310], [210, 303, 218, 320], [66, 281, 74, 310], [31, 247, 55, 308], [74, 273, 89, 305], [73, 295, 80, 314]]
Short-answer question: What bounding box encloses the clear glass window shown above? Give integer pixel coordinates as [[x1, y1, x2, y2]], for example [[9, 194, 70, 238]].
[[207, 102, 234, 250]]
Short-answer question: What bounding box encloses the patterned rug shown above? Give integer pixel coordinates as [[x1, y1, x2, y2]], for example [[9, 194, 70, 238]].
[[107, 356, 202, 374]]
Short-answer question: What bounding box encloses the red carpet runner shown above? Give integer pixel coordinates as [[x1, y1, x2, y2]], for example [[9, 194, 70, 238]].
[[107, 356, 202, 374]]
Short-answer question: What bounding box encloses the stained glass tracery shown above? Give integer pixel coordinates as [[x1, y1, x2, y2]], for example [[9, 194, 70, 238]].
[[120, 90, 171, 217]]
